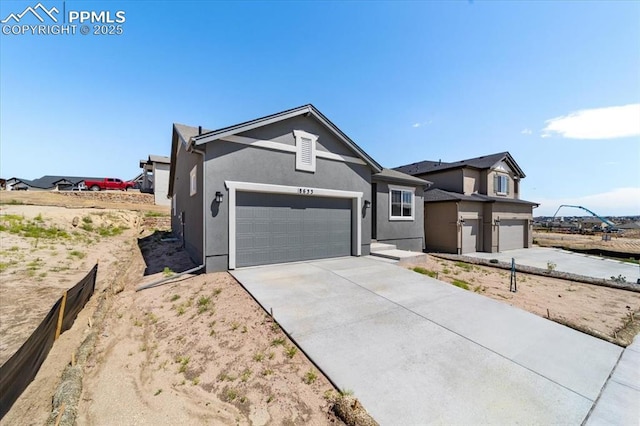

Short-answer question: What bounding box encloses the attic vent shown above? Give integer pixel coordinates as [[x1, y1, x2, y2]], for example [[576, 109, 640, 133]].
[[293, 130, 318, 173], [300, 137, 313, 165]]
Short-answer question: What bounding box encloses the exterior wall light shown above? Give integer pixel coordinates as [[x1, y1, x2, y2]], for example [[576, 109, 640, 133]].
[[364, 200, 371, 209], [215, 191, 224, 203]]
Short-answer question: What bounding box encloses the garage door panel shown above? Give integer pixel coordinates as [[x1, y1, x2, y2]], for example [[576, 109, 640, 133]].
[[499, 219, 525, 251], [236, 192, 352, 267], [461, 220, 479, 254]]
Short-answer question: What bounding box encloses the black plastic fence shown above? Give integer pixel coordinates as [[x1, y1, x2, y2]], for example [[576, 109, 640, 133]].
[[0, 264, 98, 419]]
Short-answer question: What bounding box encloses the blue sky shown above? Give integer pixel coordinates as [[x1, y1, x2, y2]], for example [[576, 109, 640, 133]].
[[1, 0, 638, 216]]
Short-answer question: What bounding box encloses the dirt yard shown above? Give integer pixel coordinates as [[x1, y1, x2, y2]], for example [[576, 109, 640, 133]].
[[0, 192, 348, 425], [404, 256, 640, 346], [534, 230, 640, 256], [2, 191, 637, 425], [78, 271, 341, 425], [0, 204, 140, 365]]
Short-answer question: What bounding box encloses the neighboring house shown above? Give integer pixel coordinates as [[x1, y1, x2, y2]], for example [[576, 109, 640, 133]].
[[579, 216, 609, 230], [130, 172, 145, 189], [169, 104, 428, 272], [618, 221, 640, 230], [6, 175, 99, 191], [5, 178, 36, 191], [395, 152, 538, 254], [139, 155, 171, 206]]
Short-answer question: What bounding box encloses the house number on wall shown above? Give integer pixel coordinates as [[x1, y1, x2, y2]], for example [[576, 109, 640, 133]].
[[298, 188, 314, 195]]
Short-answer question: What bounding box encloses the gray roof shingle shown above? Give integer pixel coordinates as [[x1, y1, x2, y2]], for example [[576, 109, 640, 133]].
[[423, 188, 538, 206], [372, 169, 431, 186], [395, 151, 525, 178], [26, 175, 103, 189]]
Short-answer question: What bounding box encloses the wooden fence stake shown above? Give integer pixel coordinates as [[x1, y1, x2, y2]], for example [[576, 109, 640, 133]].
[[54, 402, 66, 426], [546, 308, 550, 319], [71, 352, 76, 367], [55, 291, 68, 340]]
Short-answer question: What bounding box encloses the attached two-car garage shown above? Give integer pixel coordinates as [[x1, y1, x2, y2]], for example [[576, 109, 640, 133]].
[[235, 193, 352, 267], [459, 218, 526, 254], [226, 181, 363, 269]]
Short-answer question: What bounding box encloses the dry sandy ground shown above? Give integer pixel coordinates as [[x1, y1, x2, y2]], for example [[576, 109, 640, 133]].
[[534, 230, 640, 256], [1, 190, 167, 214], [0, 202, 148, 426], [405, 256, 640, 346], [0, 196, 346, 425], [0, 204, 141, 364], [78, 272, 341, 425], [77, 232, 341, 425]]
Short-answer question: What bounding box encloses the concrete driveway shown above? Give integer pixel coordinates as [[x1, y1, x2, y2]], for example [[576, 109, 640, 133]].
[[231, 257, 622, 425], [467, 247, 640, 282]]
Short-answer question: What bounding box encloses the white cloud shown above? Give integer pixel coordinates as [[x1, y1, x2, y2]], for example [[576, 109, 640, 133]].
[[521, 128, 532, 135], [533, 187, 640, 217], [541, 103, 640, 139], [411, 120, 432, 128]]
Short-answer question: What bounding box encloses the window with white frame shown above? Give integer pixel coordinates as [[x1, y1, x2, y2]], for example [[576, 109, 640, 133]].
[[494, 174, 509, 195], [293, 130, 318, 172], [190, 165, 197, 196], [389, 186, 414, 220]]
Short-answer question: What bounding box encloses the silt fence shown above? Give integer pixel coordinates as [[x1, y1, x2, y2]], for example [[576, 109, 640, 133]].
[[0, 264, 98, 419]]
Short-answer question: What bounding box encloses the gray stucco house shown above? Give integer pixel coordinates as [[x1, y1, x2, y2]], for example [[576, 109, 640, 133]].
[[169, 104, 428, 272], [395, 152, 538, 254]]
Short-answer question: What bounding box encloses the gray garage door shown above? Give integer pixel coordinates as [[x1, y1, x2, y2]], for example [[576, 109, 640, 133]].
[[499, 219, 525, 251], [461, 219, 479, 254], [236, 192, 352, 267]]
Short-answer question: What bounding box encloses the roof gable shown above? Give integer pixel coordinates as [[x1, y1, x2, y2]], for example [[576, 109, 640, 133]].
[[191, 104, 382, 172], [395, 151, 526, 178]]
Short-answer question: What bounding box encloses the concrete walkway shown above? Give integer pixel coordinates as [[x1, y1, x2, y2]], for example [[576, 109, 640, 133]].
[[468, 247, 640, 282], [231, 257, 622, 425], [586, 335, 640, 425]]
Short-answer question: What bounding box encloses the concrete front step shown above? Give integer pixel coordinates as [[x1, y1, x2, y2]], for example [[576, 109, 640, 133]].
[[370, 242, 397, 252], [370, 242, 425, 262], [371, 249, 424, 261]]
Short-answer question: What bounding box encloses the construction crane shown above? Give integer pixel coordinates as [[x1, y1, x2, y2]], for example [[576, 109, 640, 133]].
[[551, 205, 616, 229]]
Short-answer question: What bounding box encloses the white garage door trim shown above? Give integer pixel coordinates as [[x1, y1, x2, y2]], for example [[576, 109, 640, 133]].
[[225, 180, 363, 269]]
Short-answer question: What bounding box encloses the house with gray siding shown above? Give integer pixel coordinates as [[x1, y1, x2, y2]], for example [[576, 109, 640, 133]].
[[169, 104, 428, 272], [139, 155, 171, 206], [395, 152, 538, 254]]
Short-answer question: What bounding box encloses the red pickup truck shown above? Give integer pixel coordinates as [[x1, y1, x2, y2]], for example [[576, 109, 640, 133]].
[[84, 178, 135, 191]]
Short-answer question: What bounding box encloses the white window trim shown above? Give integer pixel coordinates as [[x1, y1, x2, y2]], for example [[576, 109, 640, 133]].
[[224, 180, 362, 269], [495, 174, 508, 196], [190, 165, 197, 196], [293, 130, 318, 172], [389, 185, 415, 221]]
